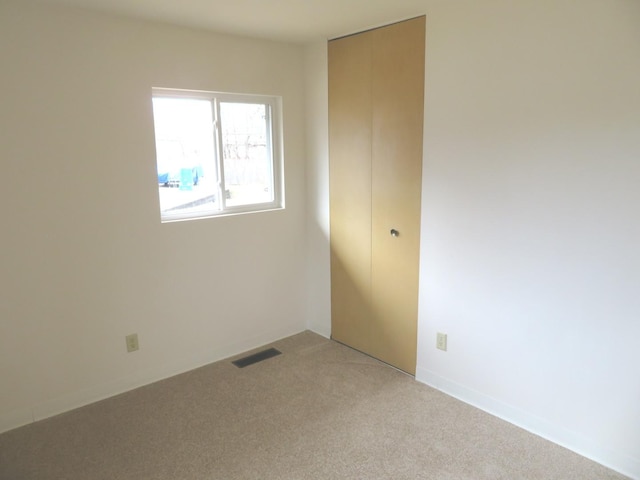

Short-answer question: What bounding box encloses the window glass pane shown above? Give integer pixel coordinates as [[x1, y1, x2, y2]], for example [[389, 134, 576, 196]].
[[152, 97, 218, 218], [220, 102, 273, 207]]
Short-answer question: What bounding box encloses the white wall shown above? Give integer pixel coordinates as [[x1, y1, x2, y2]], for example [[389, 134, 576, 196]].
[[0, 1, 308, 432], [306, 0, 640, 477], [304, 41, 331, 338], [416, 0, 640, 478]]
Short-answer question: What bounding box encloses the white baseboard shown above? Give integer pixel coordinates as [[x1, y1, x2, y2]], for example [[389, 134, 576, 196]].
[[308, 323, 331, 339], [416, 367, 639, 480], [0, 406, 33, 435], [1, 323, 305, 435]]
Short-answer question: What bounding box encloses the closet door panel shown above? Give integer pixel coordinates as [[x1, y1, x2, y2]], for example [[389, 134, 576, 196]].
[[370, 17, 425, 374], [329, 32, 374, 354]]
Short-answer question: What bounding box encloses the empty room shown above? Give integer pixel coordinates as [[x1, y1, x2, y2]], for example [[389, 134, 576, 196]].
[[1, 0, 638, 478]]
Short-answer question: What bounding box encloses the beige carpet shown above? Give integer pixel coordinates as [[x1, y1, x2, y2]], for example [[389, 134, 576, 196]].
[[0, 331, 628, 479]]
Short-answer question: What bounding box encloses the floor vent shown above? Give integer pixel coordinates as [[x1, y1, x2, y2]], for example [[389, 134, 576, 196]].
[[232, 348, 282, 368]]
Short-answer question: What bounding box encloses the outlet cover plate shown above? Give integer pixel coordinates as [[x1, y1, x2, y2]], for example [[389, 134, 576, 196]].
[[126, 333, 139, 353], [436, 332, 447, 351]]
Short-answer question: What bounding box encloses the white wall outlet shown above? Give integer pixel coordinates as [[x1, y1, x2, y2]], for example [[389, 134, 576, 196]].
[[436, 332, 447, 351], [125, 333, 139, 353]]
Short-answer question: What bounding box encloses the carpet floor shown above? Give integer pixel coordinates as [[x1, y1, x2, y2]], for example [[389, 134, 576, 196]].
[[0, 331, 628, 479]]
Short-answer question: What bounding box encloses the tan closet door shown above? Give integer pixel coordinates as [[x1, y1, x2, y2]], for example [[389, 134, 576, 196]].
[[329, 17, 425, 375], [370, 17, 425, 374], [328, 31, 373, 355]]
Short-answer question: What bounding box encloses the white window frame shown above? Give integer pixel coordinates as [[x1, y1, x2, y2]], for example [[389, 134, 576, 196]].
[[152, 87, 284, 222]]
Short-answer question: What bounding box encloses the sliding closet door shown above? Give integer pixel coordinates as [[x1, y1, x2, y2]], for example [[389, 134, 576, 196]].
[[370, 17, 425, 374], [328, 31, 374, 355], [329, 17, 425, 375]]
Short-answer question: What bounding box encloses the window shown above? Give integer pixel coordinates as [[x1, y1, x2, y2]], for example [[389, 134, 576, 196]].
[[151, 88, 283, 222]]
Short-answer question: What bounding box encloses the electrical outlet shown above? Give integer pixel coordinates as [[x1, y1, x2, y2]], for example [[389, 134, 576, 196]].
[[436, 332, 447, 351], [126, 333, 139, 353]]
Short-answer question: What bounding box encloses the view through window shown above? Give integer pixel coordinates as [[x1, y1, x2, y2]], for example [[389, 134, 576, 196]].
[[152, 89, 282, 222]]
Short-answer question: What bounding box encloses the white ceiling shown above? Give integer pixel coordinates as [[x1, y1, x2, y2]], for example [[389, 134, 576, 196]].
[[34, 0, 431, 43]]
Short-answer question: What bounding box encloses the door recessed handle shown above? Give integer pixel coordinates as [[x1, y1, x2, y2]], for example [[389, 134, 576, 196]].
[[390, 229, 399, 237]]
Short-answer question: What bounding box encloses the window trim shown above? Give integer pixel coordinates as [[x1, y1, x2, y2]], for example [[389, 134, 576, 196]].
[[152, 87, 284, 223]]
